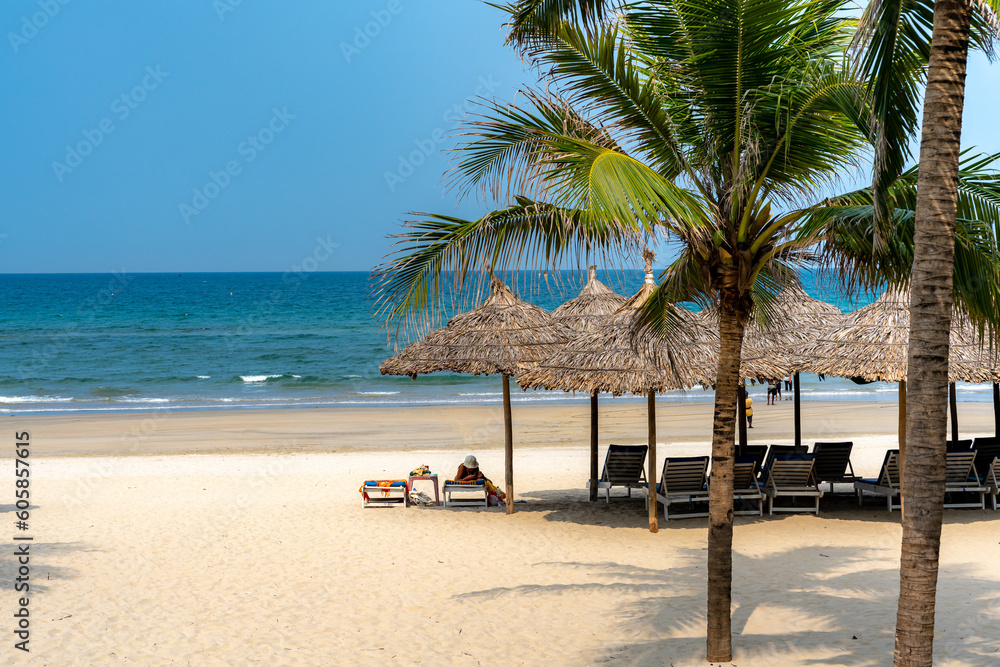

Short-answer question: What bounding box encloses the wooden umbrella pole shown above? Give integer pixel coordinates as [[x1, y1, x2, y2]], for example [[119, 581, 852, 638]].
[[949, 382, 959, 443], [647, 390, 659, 533], [899, 379, 906, 516], [737, 383, 748, 457], [590, 392, 599, 502], [994, 382, 999, 438], [793, 372, 801, 449], [503, 374, 514, 515]]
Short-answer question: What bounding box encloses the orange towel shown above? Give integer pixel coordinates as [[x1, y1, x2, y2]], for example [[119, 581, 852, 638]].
[[359, 480, 407, 502]]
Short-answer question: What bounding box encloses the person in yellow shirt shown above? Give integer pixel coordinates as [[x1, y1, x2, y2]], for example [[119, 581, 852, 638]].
[[745, 396, 753, 428]]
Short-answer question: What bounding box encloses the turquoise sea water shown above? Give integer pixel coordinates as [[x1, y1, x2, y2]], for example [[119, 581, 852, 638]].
[[0, 271, 993, 414]]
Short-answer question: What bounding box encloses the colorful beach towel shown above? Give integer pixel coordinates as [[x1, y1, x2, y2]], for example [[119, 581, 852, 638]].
[[409, 464, 431, 476], [359, 480, 407, 503]]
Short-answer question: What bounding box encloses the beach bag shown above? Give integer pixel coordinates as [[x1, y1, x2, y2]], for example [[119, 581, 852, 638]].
[[408, 490, 434, 506], [485, 480, 506, 507], [409, 464, 431, 476]]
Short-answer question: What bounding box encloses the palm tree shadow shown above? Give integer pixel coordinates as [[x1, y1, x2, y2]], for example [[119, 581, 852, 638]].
[[605, 546, 1000, 665], [0, 540, 89, 595], [454, 546, 1000, 665]]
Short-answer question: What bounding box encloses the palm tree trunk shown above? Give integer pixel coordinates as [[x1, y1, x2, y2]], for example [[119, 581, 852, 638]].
[[590, 392, 599, 502], [647, 390, 659, 533], [893, 0, 971, 662], [503, 374, 515, 515], [706, 299, 744, 662]]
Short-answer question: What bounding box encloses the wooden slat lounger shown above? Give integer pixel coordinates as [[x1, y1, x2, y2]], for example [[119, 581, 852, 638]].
[[811, 441, 858, 493], [854, 449, 900, 511], [942, 450, 987, 510], [442, 479, 488, 507], [732, 457, 764, 517], [587, 444, 648, 503], [762, 454, 823, 515], [647, 456, 710, 520]]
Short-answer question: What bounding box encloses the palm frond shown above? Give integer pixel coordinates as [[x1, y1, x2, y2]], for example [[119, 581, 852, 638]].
[[371, 197, 641, 341], [496, 0, 622, 48], [802, 151, 1000, 327]]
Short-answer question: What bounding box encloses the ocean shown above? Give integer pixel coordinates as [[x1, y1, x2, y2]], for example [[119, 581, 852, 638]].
[[0, 271, 994, 415]]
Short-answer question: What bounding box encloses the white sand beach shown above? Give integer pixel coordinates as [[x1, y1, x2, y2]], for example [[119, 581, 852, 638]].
[[7, 402, 1000, 665]]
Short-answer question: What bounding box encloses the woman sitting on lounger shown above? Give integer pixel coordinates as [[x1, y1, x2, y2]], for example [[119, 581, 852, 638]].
[[454, 455, 505, 506], [456, 455, 486, 482]]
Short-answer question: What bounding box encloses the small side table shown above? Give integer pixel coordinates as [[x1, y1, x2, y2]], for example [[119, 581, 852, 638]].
[[407, 474, 441, 506]]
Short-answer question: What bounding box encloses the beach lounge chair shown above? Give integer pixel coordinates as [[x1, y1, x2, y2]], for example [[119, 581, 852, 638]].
[[761, 454, 823, 515], [972, 437, 1000, 481], [442, 479, 489, 507], [947, 439, 973, 452], [732, 456, 764, 516], [942, 450, 987, 510], [360, 480, 408, 508], [733, 444, 768, 477], [811, 442, 858, 492], [854, 450, 900, 511], [985, 456, 999, 511], [587, 444, 648, 502], [647, 456, 710, 520], [758, 444, 808, 482]]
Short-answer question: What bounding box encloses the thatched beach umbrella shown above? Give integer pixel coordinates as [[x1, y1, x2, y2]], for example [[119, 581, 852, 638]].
[[701, 283, 843, 449], [518, 252, 718, 532], [795, 286, 992, 471], [380, 275, 571, 514], [551, 265, 628, 501], [954, 320, 1000, 438]]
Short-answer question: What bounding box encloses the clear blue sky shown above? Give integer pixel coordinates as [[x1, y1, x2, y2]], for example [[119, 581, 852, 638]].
[[1, 1, 998, 274]]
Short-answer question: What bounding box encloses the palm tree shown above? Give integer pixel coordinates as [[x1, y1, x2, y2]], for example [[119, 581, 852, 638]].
[[833, 0, 998, 662], [373, 1, 1000, 662], [889, 0, 975, 664]]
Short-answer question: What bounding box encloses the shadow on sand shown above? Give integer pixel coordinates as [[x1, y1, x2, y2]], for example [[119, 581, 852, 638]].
[[477, 489, 1000, 665]]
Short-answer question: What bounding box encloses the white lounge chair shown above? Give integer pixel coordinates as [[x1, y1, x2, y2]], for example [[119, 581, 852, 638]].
[[361, 480, 408, 508], [985, 456, 999, 511], [646, 456, 710, 520], [587, 444, 648, 502], [732, 457, 764, 516], [942, 450, 988, 510], [854, 450, 901, 511], [442, 479, 489, 507], [762, 454, 823, 515]]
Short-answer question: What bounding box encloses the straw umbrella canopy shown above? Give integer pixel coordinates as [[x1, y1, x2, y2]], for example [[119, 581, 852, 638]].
[[795, 286, 993, 471], [551, 265, 629, 332], [380, 275, 571, 514], [550, 265, 628, 501], [700, 282, 843, 448], [796, 287, 991, 384], [953, 320, 1000, 438], [518, 252, 718, 532], [696, 282, 837, 382]]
